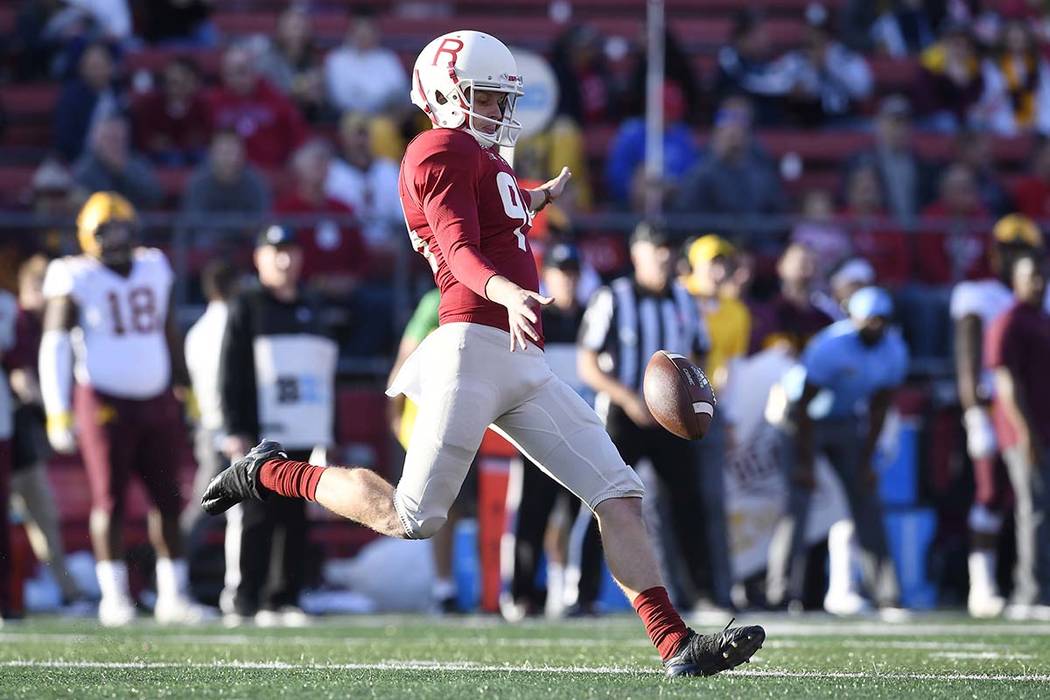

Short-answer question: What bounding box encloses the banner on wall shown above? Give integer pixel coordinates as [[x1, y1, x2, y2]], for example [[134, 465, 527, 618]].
[[720, 349, 852, 580]]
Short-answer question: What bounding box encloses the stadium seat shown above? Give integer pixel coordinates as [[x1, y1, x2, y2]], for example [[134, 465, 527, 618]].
[[4, 83, 59, 118], [125, 47, 224, 80]]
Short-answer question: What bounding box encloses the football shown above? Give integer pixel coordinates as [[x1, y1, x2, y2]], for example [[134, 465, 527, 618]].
[[642, 350, 716, 440]]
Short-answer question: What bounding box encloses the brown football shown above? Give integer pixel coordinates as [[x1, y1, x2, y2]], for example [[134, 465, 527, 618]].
[[642, 350, 716, 440]]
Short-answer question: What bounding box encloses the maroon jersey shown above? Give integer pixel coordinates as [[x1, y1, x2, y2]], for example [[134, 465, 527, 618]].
[[399, 128, 542, 342]]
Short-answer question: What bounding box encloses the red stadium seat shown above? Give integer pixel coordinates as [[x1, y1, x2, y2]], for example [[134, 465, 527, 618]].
[[0, 165, 36, 204], [125, 47, 224, 80], [213, 10, 350, 41], [4, 83, 59, 119]]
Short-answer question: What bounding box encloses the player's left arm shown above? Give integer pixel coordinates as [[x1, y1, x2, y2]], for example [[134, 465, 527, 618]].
[[164, 291, 192, 399], [525, 167, 572, 212], [862, 388, 893, 486]]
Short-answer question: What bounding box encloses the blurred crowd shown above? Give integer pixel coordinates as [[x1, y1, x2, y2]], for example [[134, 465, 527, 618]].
[[0, 0, 1048, 623]]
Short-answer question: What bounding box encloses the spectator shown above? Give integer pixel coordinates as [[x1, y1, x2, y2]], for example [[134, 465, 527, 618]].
[[840, 161, 912, 287], [324, 14, 407, 115], [827, 257, 876, 318], [604, 83, 698, 209], [977, 18, 1050, 135], [550, 24, 618, 125], [916, 23, 985, 131], [10, 0, 62, 81], [766, 286, 906, 614], [60, 0, 131, 43], [714, 8, 791, 127], [917, 162, 992, 286], [219, 224, 338, 627], [775, 3, 873, 127], [623, 27, 702, 122], [181, 130, 271, 221], [325, 111, 402, 250], [1013, 137, 1050, 219], [207, 43, 308, 168], [53, 40, 120, 161], [986, 252, 1050, 618], [674, 97, 786, 221], [754, 242, 833, 354], [181, 260, 238, 543], [8, 255, 83, 608], [138, 0, 217, 47], [72, 114, 164, 209], [839, 0, 937, 55], [790, 189, 853, 282], [845, 94, 936, 224], [684, 235, 751, 392], [275, 140, 368, 297], [954, 129, 1014, 216], [131, 56, 210, 166], [256, 5, 332, 124]]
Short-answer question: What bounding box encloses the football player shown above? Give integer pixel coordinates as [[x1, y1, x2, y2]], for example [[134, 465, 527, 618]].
[[203, 30, 764, 676], [40, 192, 207, 626], [952, 213, 1049, 617]]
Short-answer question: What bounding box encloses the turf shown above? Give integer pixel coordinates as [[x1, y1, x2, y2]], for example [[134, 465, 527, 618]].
[[1, 613, 1048, 698]]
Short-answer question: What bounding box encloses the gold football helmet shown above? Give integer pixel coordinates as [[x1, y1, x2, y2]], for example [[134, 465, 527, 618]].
[[76, 191, 137, 259]]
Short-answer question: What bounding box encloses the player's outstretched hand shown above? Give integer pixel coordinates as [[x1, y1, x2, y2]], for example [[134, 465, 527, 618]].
[[540, 167, 572, 203], [507, 288, 553, 352]]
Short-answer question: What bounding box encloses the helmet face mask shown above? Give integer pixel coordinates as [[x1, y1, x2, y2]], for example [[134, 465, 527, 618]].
[[94, 220, 136, 267], [412, 30, 525, 148], [76, 191, 137, 266]]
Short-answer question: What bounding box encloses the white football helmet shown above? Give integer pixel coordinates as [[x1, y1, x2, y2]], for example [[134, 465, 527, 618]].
[[411, 30, 524, 148]]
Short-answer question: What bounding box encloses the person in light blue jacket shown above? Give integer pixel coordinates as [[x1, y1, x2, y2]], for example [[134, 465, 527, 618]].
[[766, 286, 907, 612]]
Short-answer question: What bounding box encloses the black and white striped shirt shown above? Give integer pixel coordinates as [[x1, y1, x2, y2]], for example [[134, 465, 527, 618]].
[[578, 276, 709, 399]]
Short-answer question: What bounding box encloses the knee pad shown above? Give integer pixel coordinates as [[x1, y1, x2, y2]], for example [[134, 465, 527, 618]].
[[394, 491, 448, 540]]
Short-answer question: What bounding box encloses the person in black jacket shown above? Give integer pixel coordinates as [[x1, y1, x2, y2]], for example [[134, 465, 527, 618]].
[[218, 224, 339, 626]]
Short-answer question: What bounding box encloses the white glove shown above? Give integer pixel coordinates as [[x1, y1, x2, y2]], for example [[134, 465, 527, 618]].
[[963, 406, 997, 460], [46, 412, 77, 454]]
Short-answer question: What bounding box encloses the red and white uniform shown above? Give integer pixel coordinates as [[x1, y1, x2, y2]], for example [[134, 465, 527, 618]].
[[388, 128, 642, 539], [42, 248, 174, 399], [399, 129, 543, 342]]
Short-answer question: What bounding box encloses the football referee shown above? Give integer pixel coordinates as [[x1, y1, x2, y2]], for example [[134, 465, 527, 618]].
[[577, 222, 714, 611]]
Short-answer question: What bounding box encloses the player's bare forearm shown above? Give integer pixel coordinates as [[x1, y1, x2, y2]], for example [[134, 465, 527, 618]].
[[954, 315, 983, 410], [165, 296, 190, 389], [577, 348, 636, 408]]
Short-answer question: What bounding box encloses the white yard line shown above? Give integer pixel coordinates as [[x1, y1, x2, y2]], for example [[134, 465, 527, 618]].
[[2, 659, 1050, 683]]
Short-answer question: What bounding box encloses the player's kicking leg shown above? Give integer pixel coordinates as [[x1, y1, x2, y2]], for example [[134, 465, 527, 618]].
[[203, 436, 764, 677], [202, 441, 407, 538]]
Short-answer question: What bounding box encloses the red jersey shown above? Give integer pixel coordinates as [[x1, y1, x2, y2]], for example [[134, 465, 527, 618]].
[[274, 193, 369, 281], [399, 128, 542, 342], [206, 80, 307, 168]]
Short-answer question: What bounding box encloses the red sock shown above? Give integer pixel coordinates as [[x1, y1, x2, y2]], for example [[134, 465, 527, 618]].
[[632, 586, 690, 661], [258, 458, 326, 501]]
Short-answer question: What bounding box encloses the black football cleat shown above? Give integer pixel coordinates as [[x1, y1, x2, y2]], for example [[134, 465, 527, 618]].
[[663, 619, 765, 678], [201, 440, 288, 515]]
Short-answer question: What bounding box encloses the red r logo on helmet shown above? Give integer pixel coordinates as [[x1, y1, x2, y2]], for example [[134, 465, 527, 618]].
[[432, 38, 464, 67]]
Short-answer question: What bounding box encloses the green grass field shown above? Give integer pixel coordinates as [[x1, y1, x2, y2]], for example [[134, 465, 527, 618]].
[[1, 613, 1048, 698]]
